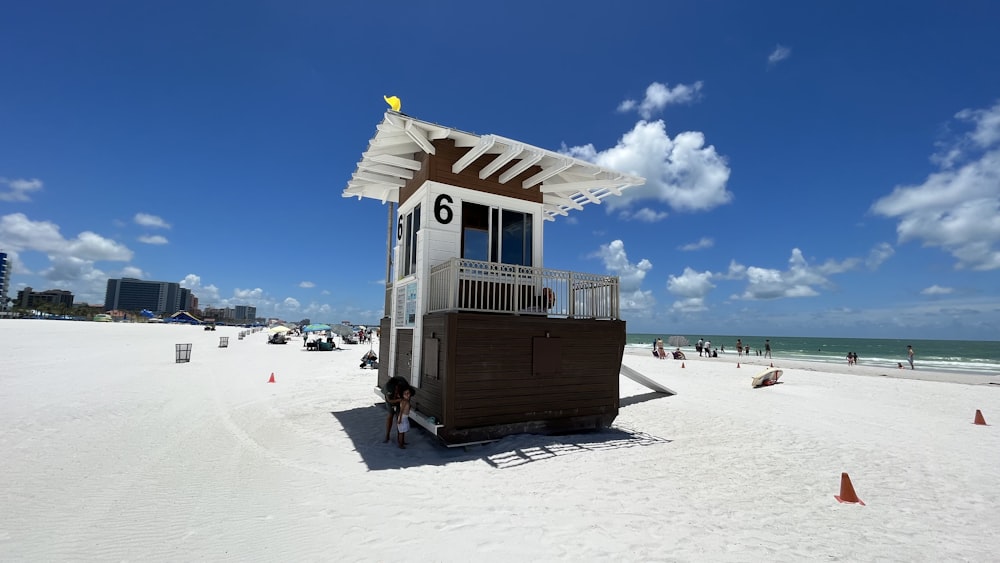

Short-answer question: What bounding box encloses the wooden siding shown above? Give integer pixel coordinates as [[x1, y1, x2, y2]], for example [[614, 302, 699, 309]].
[[412, 313, 452, 423], [394, 329, 413, 381], [424, 139, 544, 204], [377, 317, 391, 389], [417, 312, 624, 443], [399, 152, 430, 207]]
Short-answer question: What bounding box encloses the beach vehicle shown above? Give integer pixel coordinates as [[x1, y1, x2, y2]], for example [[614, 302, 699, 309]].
[[93, 313, 113, 322], [344, 106, 644, 445]]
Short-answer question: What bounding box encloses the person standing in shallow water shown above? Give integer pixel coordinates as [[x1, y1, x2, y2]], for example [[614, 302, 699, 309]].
[[907, 345, 915, 370], [764, 339, 772, 359]]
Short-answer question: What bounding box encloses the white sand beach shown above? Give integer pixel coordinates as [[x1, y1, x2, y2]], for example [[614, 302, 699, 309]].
[[2, 320, 999, 561]]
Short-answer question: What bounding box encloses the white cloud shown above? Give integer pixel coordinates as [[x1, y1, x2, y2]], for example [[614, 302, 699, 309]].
[[321, 289, 331, 295], [872, 101, 1000, 270], [767, 45, 791, 66], [921, 285, 954, 295], [299, 281, 316, 288], [138, 235, 168, 245], [866, 242, 894, 269], [563, 120, 732, 214], [669, 297, 709, 313], [955, 100, 1000, 148], [302, 302, 332, 316], [234, 287, 265, 300], [180, 274, 221, 303], [733, 248, 857, 300], [0, 213, 133, 261], [120, 265, 148, 279], [595, 240, 652, 292], [282, 297, 301, 311], [619, 207, 669, 222], [134, 213, 171, 229], [679, 237, 714, 251], [593, 240, 655, 311], [668, 267, 715, 298], [0, 177, 43, 202], [617, 81, 704, 119]]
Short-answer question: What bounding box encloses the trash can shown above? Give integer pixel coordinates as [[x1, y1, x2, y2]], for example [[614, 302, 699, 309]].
[[219, 336, 229, 348], [175, 343, 193, 363]]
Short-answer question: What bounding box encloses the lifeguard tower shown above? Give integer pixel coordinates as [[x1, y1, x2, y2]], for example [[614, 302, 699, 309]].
[[344, 107, 645, 445]]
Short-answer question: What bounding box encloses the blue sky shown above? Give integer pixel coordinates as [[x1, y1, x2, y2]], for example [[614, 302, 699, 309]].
[[2, 1, 999, 339]]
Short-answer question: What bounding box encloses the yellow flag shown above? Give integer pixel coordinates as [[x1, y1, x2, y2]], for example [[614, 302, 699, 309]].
[[383, 95, 401, 112]]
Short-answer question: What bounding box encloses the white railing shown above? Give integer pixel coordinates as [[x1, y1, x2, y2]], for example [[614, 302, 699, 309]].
[[426, 257, 620, 320]]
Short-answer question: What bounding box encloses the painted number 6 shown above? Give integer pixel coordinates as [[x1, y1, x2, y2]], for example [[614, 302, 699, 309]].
[[434, 194, 453, 225]]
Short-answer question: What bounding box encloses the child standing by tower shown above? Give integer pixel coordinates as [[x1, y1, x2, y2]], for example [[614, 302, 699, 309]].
[[397, 388, 412, 449]]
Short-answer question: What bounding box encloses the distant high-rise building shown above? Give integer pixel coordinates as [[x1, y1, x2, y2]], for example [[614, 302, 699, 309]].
[[104, 278, 184, 314], [234, 305, 257, 322], [178, 287, 192, 311], [16, 287, 75, 309], [0, 251, 10, 311]]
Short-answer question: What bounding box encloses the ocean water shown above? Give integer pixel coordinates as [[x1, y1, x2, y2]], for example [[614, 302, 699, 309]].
[[628, 334, 1000, 376]]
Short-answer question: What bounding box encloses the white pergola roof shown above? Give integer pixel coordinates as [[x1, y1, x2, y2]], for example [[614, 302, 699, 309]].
[[343, 112, 645, 221]]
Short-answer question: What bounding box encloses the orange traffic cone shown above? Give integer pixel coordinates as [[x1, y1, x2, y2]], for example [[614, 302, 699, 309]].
[[737, 362, 741, 368], [974, 409, 988, 425], [681, 362, 685, 369], [770, 362, 774, 368], [834, 472, 865, 505], [268, 372, 275, 383]]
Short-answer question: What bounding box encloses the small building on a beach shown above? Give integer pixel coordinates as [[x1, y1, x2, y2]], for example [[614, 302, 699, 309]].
[[344, 107, 644, 445]]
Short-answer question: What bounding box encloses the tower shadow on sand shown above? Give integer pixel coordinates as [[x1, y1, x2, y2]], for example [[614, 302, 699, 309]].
[[330, 403, 672, 471]]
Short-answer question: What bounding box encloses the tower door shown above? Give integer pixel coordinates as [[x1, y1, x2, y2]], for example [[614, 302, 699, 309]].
[[394, 329, 414, 383]]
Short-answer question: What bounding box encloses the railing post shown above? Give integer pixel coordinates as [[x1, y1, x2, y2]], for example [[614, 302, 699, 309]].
[[450, 257, 458, 310], [568, 272, 574, 318]]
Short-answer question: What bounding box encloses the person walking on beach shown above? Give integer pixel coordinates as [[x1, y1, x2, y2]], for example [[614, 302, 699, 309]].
[[656, 337, 666, 360], [907, 345, 915, 370], [764, 339, 772, 359], [696, 338, 704, 356], [397, 388, 412, 449]]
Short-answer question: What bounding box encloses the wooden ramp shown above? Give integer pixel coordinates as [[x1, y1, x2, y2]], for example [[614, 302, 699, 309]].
[[620, 364, 677, 395]]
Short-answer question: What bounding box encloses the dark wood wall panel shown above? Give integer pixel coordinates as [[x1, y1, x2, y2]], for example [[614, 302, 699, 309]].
[[447, 314, 625, 430], [377, 317, 391, 389], [427, 139, 544, 204], [399, 151, 430, 206], [414, 314, 447, 421]]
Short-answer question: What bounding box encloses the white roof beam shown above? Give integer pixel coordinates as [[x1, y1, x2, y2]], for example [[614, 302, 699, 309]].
[[363, 142, 421, 157], [369, 153, 422, 170], [452, 135, 496, 174], [478, 144, 523, 180], [361, 162, 415, 179], [543, 194, 585, 210], [522, 161, 573, 189], [538, 178, 626, 193], [579, 189, 602, 204], [354, 171, 406, 187], [371, 133, 416, 147], [498, 151, 543, 183], [404, 121, 436, 155], [426, 128, 451, 140]]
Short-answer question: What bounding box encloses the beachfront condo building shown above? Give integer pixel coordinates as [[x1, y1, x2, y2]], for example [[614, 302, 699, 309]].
[[0, 251, 10, 311], [16, 287, 75, 309], [234, 305, 256, 322], [104, 278, 185, 315]]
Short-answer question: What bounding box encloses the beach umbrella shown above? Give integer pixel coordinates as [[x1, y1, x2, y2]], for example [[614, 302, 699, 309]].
[[268, 325, 291, 333], [328, 324, 355, 337], [303, 323, 332, 333]]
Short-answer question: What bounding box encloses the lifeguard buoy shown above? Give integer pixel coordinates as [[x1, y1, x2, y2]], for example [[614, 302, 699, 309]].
[[542, 287, 556, 309]]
